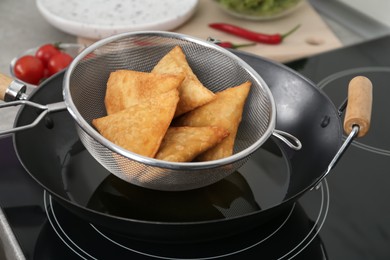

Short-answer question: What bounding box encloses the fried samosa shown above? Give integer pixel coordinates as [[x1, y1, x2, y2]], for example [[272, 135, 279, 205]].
[[152, 46, 216, 117], [105, 70, 184, 115], [155, 126, 229, 162], [92, 90, 179, 158], [174, 81, 251, 161]]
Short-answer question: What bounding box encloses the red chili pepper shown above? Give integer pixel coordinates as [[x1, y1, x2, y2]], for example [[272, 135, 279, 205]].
[[216, 41, 256, 49], [209, 23, 301, 45]]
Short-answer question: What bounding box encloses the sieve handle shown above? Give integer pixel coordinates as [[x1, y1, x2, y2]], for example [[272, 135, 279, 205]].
[[0, 72, 68, 136], [0, 100, 67, 136], [272, 129, 302, 150], [343, 76, 373, 137]]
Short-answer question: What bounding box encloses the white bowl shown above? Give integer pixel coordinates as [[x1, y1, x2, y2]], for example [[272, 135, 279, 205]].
[[36, 0, 199, 39]]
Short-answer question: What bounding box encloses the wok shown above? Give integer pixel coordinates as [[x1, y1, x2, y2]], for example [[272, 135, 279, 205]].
[[4, 32, 303, 192], [0, 50, 371, 242]]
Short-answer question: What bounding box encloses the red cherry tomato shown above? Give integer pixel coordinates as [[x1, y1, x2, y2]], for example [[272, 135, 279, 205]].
[[47, 52, 73, 76], [35, 44, 60, 66], [13, 55, 45, 85]]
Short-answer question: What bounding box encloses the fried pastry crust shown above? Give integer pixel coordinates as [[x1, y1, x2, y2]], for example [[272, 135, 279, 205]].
[[174, 81, 251, 161], [155, 126, 229, 162], [93, 90, 179, 158], [105, 69, 184, 115], [152, 46, 215, 117]]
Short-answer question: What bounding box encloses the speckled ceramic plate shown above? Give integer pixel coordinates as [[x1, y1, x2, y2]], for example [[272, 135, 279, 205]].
[[36, 0, 199, 39]]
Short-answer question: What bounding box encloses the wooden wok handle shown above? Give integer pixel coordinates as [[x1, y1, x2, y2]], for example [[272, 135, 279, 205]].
[[0, 73, 13, 101], [343, 76, 373, 137]]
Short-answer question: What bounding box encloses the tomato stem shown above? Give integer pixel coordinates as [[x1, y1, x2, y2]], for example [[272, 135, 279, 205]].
[[53, 42, 62, 50]]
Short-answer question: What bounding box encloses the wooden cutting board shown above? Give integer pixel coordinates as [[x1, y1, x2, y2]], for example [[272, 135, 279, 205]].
[[78, 0, 342, 63]]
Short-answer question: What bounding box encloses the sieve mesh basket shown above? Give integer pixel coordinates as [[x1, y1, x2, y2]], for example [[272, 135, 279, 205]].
[[63, 31, 276, 191]]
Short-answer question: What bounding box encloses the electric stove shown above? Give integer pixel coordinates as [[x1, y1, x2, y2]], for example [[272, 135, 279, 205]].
[[1, 35, 390, 259]]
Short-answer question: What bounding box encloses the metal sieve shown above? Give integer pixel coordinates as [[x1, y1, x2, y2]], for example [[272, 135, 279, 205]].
[[59, 31, 301, 191]]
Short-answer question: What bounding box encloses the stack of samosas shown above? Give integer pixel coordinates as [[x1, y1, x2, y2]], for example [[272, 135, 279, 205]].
[[92, 46, 251, 162]]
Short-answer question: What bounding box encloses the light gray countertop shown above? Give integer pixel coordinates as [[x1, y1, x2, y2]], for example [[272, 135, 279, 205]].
[[0, 0, 75, 132]]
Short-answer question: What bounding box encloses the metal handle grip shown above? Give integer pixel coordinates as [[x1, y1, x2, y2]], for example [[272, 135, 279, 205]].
[[0, 73, 27, 101]]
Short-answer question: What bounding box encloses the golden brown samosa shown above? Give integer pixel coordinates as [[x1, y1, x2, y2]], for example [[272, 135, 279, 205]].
[[105, 70, 184, 115], [152, 46, 216, 117], [92, 90, 179, 158], [174, 81, 251, 161], [155, 126, 229, 162]]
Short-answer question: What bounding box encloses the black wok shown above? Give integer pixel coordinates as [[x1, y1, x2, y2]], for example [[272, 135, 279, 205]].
[[0, 51, 370, 242]]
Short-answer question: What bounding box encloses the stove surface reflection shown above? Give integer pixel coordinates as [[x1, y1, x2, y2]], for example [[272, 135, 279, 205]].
[[40, 185, 328, 259]]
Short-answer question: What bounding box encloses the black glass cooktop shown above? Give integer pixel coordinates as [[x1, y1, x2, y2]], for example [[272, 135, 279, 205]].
[[1, 34, 390, 259], [286, 35, 390, 259]]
